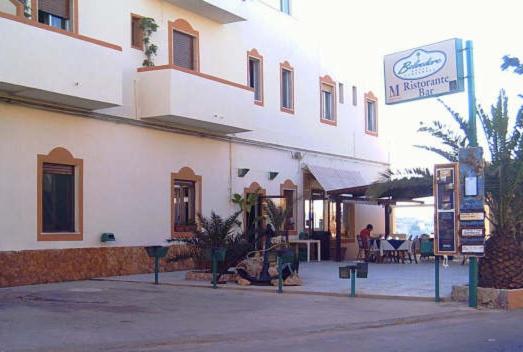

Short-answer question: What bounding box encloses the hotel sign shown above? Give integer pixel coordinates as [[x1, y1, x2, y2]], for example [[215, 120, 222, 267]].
[[384, 39, 464, 105]]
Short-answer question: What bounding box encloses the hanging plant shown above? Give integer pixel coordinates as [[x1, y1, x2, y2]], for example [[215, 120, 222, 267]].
[[23, 0, 31, 18], [140, 17, 159, 67]]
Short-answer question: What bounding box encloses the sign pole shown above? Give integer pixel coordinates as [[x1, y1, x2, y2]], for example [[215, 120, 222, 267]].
[[435, 256, 440, 302], [465, 40, 478, 308]]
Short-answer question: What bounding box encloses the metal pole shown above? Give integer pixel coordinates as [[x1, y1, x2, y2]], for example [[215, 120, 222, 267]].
[[212, 251, 217, 289], [350, 269, 356, 297], [435, 256, 440, 302], [154, 256, 159, 285], [277, 256, 283, 293], [465, 39, 478, 308], [335, 199, 341, 261]]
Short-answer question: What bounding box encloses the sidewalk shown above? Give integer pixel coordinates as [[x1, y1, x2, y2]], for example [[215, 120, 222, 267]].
[[100, 260, 468, 299]]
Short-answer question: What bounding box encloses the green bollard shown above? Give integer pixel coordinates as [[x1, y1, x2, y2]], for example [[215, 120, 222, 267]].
[[350, 268, 356, 297], [435, 256, 440, 302], [212, 251, 217, 289], [154, 256, 159, 285], [469, 257, 478, 307], [277, 256, 283, 294]]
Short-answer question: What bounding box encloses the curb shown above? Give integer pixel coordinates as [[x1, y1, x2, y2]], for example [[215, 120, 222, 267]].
[[92, 277, 445, 302]]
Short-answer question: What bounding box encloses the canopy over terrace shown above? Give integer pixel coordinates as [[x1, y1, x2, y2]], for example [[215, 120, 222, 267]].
[[326, 175, 433, 261]]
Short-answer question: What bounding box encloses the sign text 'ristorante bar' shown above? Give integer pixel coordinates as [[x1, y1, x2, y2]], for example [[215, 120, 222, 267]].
[[384, 39, 465, 105]]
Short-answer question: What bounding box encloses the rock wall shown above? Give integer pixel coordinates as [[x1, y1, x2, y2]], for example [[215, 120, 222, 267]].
[[0, 245, 194, 287], [451, 285, 523, 310]]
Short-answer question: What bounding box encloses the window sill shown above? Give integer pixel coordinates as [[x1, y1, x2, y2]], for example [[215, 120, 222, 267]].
[[38, 232, 83, 241], [281, 107, 294, 115], [320, 118, 337, 126], [254, 100, 264, 107], [365, 130, 378, 137], [131, 44, 144, 51]]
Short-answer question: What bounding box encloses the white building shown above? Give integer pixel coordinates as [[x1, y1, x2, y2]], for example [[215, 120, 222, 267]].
[[0, 0, 389, 287]]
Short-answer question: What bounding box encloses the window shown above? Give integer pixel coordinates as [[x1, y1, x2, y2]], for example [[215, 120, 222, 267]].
[[171, 167, 202, 235], [280, 0, 291, 15], [131, 14, 143, 50], [365, 91, 378, 135], [173, 30, 195, 69], [339, 83, 344, 104], [37, 147, 83, 241], [352, 86, 358, 106], [174, 180, 195, 226], [280, 61, 294, 113], [247, 49, 264, 105], [37, 0, 73, 31], [169, 19, 199, 71], [320, 75, 336, 125]]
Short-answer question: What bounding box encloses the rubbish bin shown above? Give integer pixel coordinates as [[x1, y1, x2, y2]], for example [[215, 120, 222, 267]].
[[312, 231, 331, 260]]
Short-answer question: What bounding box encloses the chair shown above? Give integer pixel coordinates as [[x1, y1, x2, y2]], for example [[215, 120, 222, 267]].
[[356, 235, 366, 260]]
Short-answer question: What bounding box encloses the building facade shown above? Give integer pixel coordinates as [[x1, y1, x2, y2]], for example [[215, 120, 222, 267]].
[[0, 0, 389, 287]]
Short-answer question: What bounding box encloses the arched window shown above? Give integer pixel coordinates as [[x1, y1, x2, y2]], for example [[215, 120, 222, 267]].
[[171, 167, 202, 236], [37, 147, 83, 241], [169, 19, 200, 71]]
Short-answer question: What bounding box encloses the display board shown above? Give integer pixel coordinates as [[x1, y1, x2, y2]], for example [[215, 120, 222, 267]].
[[434, 163, 459, 255], [459, 147, 486, 256]]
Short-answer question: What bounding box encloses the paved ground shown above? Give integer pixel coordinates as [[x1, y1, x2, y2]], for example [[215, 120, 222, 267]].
[[103, 260, 469, 298], [1, 279, 522, 352]]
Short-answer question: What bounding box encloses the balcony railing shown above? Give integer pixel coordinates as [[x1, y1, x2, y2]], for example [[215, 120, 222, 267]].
[[137, 65, 255, 134], [0, 14, 122, 110]]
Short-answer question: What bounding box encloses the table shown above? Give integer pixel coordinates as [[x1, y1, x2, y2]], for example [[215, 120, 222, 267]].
[[370, 239, 413, 263], [289, 239, 321, 262]]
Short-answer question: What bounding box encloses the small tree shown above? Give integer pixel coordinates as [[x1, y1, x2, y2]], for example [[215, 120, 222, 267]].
[[140, 17, 158, 67]]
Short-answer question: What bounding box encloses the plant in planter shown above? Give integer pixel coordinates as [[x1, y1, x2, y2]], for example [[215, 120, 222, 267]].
[[232, 191, 261, 245], [264, 199, 289, 243], [140, 17, 159, 67], [171, 211, 253, 282]]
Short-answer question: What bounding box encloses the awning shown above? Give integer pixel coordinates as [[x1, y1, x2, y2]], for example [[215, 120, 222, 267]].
[[305, 164, 367, 192]]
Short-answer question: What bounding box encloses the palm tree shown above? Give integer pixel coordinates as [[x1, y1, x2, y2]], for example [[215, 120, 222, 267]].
[[414, 90, 523, 289]]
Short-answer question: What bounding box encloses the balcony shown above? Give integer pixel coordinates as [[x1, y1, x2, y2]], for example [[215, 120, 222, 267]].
[[164, 0, 246, 24], [0, 15, 122, 110], [136, 65, 255, 134]]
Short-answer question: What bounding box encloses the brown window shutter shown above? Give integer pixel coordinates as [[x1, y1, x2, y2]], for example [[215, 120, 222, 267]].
[[131, 16, 143, 49], [173, 30, 194, 70], [38, 0, 70, 19], [43, 163, 74, 175]]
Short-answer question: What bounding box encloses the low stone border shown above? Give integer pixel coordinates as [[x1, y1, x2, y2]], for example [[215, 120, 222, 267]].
[[451, 285, 523, 310], [185, 270, 238, 283]]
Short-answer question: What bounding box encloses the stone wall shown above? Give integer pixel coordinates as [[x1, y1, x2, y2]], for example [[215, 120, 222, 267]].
[[0, 245, 194, 287], [451, 285, 523, 310]]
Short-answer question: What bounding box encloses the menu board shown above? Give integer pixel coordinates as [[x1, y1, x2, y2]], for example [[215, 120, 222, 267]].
[[459, 148, 485, 256], [434, 164, 459, 255]]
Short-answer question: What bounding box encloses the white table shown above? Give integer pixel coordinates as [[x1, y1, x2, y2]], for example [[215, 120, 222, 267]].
[[289, 239, 321, 262]]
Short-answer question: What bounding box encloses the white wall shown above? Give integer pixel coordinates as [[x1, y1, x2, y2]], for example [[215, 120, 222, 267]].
[[75, 0, 388, 163], [0, 103, 386, 251]]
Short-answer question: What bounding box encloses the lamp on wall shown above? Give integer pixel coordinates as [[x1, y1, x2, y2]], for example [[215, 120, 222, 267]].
[[238, 168, 250, 177], [269, 171, 279, 180]]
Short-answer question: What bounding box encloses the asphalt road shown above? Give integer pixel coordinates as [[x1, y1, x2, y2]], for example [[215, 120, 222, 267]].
[[1, 279, 522, 352]]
